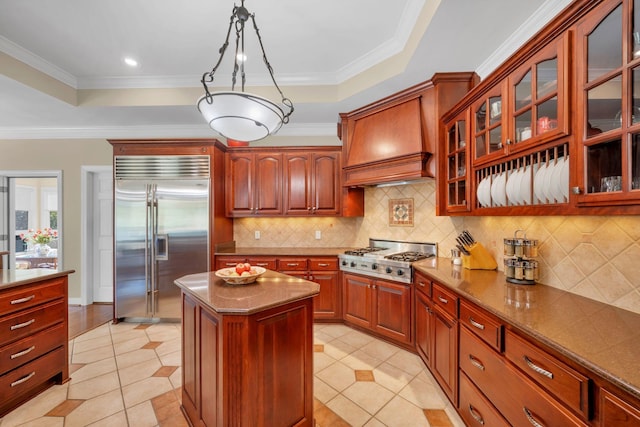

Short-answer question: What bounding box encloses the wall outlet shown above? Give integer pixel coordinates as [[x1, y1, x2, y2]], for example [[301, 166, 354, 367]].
[[254, 230, 261, 240], [315, 230, 321, 240]]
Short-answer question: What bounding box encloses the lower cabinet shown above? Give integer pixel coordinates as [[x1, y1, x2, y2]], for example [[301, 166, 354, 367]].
[[343, 272, 412, 347], [600, 388, 640, 427]]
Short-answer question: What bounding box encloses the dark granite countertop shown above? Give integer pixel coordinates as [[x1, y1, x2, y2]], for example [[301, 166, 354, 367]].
[[174, 269, 320, 315], [0, 268, 75, 291], [215, 247, 353, 257], [413, 257, 640, 401]]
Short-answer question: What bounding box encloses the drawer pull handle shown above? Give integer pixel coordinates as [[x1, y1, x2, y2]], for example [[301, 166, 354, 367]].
[[438, 296, 448, 304], [10, 319, 35, 330], [523, 407, 545, 427], [318, 263, 329, 267], [418, 281, 426, 287], [11, 371, 36, 387], [225, 263, 237, 266], [11, 295, 35, 305], [10, 346, 36, 359], [468, 404, 485, 425], [286, 263, 299, 267], [469, 317, 485, 330], [469, 355, 485, 371], [523, 356, 553, 379], [255, 263, 268, 266]]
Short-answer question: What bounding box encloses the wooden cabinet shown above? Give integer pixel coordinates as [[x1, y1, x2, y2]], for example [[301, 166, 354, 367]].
[[180, 287, 315, 427], [430, 282, 458, 405], [225, 151, 283, 216], [443, 110, 471, 213], [440, 0, 640, 215], [600, 388, 640, 426], [343, 272, 412, 347], [225, 146, 362, 217], [414, 272, 433, 366], [284, 151, 340, 216], [0, 274, 70, 417]]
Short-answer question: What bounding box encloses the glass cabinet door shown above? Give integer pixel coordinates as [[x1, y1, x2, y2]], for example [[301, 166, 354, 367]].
[[445, 111, 470, 212], [473, 84, 506, 164], [577, 0, 639, 203]]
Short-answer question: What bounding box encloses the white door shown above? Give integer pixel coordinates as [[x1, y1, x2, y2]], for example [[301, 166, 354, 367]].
[[92, 171, 113, 302]]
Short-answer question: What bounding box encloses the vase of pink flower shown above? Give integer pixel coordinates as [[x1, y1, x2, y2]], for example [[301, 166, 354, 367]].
[[20, 228, 57, 256]]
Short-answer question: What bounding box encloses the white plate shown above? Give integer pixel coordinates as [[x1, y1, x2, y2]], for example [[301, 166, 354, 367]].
[[506, 169, 517, 205], [520, 164, 533, 205], [494, 171, 507, 206], [534, 161, 547, 203], [482, 176, 492, 207], [551, 157, 566, 202], [561, 156, 570, 200], [543, 159, 559, 203], [477, 177, 487, 207]]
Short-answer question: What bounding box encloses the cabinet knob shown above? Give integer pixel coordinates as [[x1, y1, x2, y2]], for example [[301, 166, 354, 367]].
[[571, 186, 582, 195], [505, 138, 512, 145]]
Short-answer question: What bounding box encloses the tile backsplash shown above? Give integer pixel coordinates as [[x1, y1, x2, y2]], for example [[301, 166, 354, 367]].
[[234, 181, 640, 315]]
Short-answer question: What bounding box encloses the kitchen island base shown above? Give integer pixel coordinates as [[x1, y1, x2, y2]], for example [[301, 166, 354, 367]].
[[176, 270, 318, 427]]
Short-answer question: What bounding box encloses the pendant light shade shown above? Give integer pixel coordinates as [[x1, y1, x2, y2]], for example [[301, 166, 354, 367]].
[[198, 0, 293, 143]]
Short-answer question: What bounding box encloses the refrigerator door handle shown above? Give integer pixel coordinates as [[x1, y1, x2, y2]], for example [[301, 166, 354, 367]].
[[146, 184, 155, 315], [155, 234, 169, 261]]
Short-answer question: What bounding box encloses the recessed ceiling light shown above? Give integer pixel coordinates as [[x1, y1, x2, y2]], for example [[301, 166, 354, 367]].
[[123, 57, 139, 67]]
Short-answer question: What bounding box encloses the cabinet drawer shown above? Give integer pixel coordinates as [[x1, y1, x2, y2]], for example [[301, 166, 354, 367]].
[[459, 372, 510, 427], [215, 257, 246, 270], [505, 329, 590, 419], [0, 300, 65, 346], [413, 271, 431, 298], [432, 282, 457, 318], [308, 258, 338, 270], [0, 278, 65, 316], [0, 346, 65, 404], [0, 323, 66, 374], [460, 300, 502, 352], [246, 257, 277, 270], [277, 258, 307, 271]]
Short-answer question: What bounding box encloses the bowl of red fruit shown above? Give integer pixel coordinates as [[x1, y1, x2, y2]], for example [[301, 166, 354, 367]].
[[215, 263, 266, 285]]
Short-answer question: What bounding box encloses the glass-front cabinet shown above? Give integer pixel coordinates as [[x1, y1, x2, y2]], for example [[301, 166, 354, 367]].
[[472, 84, 506, 164], [576, 0, 640, 205], [445, 110, 470, 212]]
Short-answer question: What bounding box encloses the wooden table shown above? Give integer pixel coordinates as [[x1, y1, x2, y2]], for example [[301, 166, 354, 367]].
[[174, 269, 319, 427]]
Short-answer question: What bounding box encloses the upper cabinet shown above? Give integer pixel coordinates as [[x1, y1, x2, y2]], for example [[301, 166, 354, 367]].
[[440, 0, 640, 215], [575, 0, 640, 208], [225, 146, 362, 217]]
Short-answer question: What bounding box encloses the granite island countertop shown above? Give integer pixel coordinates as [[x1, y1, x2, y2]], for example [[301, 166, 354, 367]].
[[0, 268, 76, 291], [174, 269, 320, 315], [413, 257, 640, 401], [215, 247, 354, 257]]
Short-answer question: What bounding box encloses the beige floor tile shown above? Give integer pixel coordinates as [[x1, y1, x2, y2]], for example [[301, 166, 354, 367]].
[[115, 348, 158, 370], [318, 324, 356, 339], [64, 389, 125, 427], [316, 361, 357, 392], [326, 394, 372, 427], [154, 337, 181, 356], [341, 349, 383, 371], [117, 358, 162, 387], [158, 349, 181, 366], [121, 377, 173, 408], [126, 400, 158, 427], [145, 325, 181, 342], [72, 335, 113, 354], [113, 336, 151, 355], [385, 348, 425, 376], [0, 384, 69, 427], [313, 377, 339, 404], [363, 418, 387, 427], [398, 376, 447, 409], [68, 371, 121, 400], [322, 338, 357, 360], [372, 362, 416, 393], [336, 330, 376, 348], [313, 329, 335, 344], [71, 344, 115, 364], [342, 381, 395, 415], [110, 329, 148, 345], [86, 410, 128, 427], [314, 351, 337, 373], [359, 339, 400, 361], [69, 357, 118, 384], [73, 324, 111, 343], [375, 395, 430, 427], [169, 366, 182, 390], [11, 417, 64, 427]]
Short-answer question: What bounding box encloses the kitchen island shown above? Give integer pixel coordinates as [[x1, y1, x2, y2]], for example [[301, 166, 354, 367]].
[[0, 268, 74, 417], [174, 269, 320, 427]]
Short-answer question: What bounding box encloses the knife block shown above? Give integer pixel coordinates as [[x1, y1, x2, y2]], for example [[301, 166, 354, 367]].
[[461, 242, 498, 270]]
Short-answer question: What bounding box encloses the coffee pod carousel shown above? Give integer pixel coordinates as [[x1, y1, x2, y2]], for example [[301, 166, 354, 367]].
[[503, 230, 539, 285]]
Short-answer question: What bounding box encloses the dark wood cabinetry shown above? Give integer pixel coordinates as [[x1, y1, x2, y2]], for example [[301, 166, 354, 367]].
[[343, 272, 412, 347], [440, 0, 640, 215], [0, 274, 71, 417], [225, 146, 362, 217]]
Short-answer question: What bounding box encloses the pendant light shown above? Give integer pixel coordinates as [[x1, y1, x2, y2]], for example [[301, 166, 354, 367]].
[[197, 0, 294, 142]]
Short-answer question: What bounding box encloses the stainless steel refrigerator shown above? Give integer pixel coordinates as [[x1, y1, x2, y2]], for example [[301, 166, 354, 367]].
[[114, 155, 210, 321]]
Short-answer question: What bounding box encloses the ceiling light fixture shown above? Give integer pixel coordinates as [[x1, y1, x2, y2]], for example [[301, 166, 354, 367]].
[[123, 57, 139, 67], [197, 0, 294, 142]]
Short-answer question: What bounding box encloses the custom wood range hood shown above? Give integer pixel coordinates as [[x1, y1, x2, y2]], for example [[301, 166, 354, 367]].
[[339, 72, 478, 187]]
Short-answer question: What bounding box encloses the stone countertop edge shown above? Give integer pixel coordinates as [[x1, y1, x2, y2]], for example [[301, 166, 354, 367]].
[[174, 269, 320, 315], [215, 247, 355, 256], [413, 257, 640, 401], [0, 268, 76, 290]]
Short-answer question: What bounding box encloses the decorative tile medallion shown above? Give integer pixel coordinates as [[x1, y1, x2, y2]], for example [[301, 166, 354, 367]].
[[389, 198, 414, 226]]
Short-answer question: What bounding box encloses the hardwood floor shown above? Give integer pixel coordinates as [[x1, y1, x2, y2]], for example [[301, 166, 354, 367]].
[[68, 303, 113, 339]]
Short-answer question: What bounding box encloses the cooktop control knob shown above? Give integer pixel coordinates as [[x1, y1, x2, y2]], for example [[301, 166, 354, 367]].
[[371, 263, 378, 270], [385, 267, 392, 274], [350, 261, 357, 268], [397, 270, 404, 276], [341, 260, 348, 266]]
